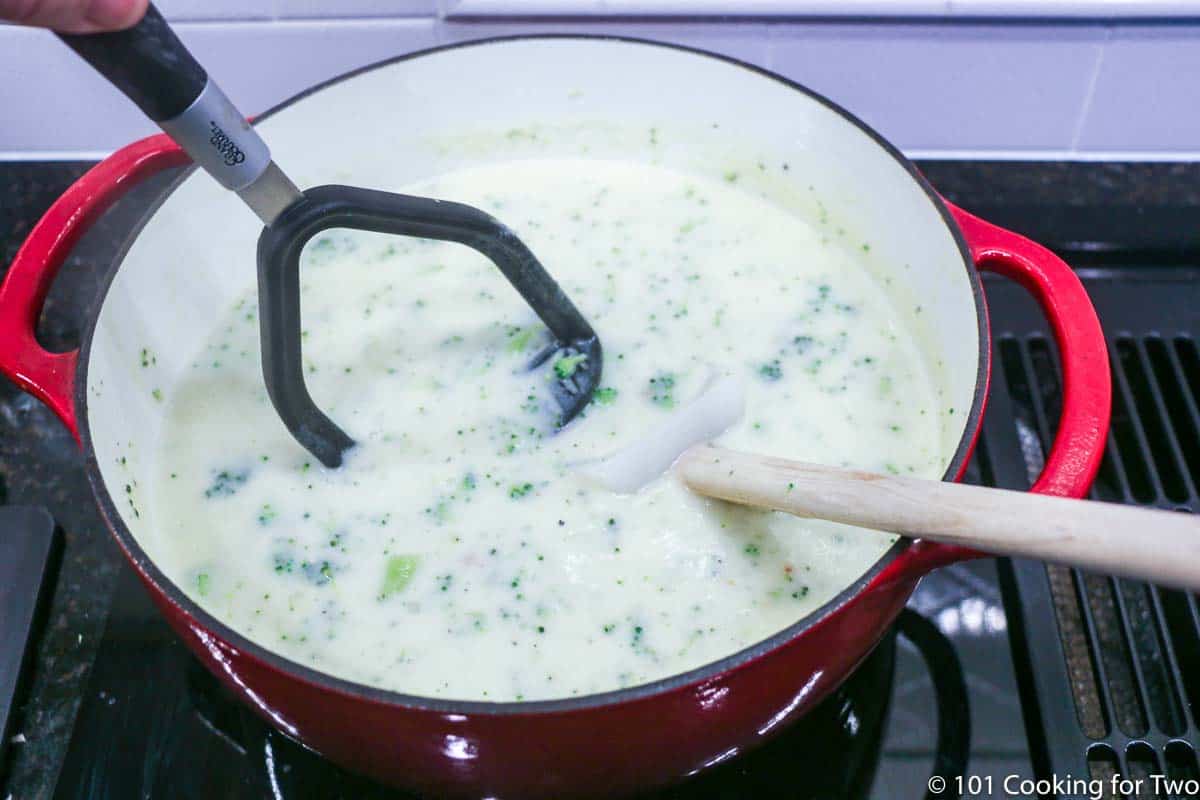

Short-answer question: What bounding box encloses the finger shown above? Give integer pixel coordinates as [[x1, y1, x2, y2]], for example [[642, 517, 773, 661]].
[[80, 0, 148, 31], [0, 0, 148, 32]]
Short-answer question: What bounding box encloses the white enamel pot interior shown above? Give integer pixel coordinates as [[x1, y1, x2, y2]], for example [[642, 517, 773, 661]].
[[84, 34, 984, 721]]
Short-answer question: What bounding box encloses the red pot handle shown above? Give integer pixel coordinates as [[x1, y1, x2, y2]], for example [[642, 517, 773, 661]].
[[953, 201, 1112, 496], [895, 201, 1112, 576], [0, 134, 188, 442]]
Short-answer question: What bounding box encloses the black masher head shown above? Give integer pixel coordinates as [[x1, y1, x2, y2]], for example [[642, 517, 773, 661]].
[[257, 186, 602, 468], [59, 4, 602, 469]]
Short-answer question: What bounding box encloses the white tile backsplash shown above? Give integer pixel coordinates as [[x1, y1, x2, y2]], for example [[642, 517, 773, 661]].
[[2, 7, 1198, 158], [444, 0, 1200, 18], [156, 0, 278, 21], [948, 0, 1200, 17], [768, 24, 1106, 151], [602, 0, 951, 14], [444, 0, 607, 15], [156, 0, 438, 20], [183, 20, 439, 112], [0, 25, 157, 154], [0, 20, 438, 154], [445, 0, 952, 16], [1075, 25, 1200, 152], [438, 19, 770, 65], [277, 0, 439, 18]]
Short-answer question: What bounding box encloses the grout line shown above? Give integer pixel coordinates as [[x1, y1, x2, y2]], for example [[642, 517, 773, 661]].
[[904, 148, 1200, 162], [1069, 24, 1112, 152], [163, 15, 439, 28], [0, 151, 111, 161], [763, 20, 781, 71]]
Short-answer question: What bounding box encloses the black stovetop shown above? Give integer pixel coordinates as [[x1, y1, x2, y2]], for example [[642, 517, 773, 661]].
[[48, 565, 929, 800], [2, 159, 1198, 799]]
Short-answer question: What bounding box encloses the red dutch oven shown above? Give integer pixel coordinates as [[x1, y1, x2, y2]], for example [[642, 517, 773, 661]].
[[0, 37, 1110, 798]]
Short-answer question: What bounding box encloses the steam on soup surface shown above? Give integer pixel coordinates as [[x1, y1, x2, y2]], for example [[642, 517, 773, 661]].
[[152, 158, 943, 701]]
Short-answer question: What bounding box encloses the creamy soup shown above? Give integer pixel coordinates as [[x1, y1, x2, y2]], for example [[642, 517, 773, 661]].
[[151, 158, 944, 701]]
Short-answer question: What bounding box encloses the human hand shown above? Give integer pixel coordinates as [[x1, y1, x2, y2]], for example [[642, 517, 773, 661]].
[[0, 0, 148, 33]]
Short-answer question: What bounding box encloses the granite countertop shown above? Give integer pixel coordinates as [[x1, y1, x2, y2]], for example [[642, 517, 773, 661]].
[[0, 161, 186, 799], [2, 162, 118, 800], [1, 158, 1197, 798]]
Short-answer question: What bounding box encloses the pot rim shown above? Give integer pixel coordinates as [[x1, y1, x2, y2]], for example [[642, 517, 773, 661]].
[[78, 34, 989, 716]]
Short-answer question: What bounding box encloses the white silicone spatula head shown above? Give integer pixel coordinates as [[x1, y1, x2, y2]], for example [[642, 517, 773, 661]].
[[574, 373, 745, 494]]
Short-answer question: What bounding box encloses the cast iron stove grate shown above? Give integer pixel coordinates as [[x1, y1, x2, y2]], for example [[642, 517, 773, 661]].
[[983, 264, 1200, 799]]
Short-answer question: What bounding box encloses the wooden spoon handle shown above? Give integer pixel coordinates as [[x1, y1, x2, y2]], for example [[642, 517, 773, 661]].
[[677, 445, 1200, 591]]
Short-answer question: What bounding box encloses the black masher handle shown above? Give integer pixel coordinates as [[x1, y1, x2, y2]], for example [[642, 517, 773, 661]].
[[57, 3, 283, 204], [56, 4, 206, 122]]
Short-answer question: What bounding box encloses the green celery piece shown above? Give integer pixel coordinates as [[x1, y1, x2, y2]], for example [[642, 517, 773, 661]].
[[381, 555, 419, 598]]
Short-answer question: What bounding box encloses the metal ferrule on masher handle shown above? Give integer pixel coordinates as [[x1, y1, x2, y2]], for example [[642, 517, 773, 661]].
[[159, 78, 270, 191], [159, 78, 303, 224]]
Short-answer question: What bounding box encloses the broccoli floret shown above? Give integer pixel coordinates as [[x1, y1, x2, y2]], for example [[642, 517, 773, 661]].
[[648, 373, 676, 408], [506, 326, 538, 353], [593, 387, 619, 405], [552, 353, 588, 379], [759, 360, 783, 381]]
